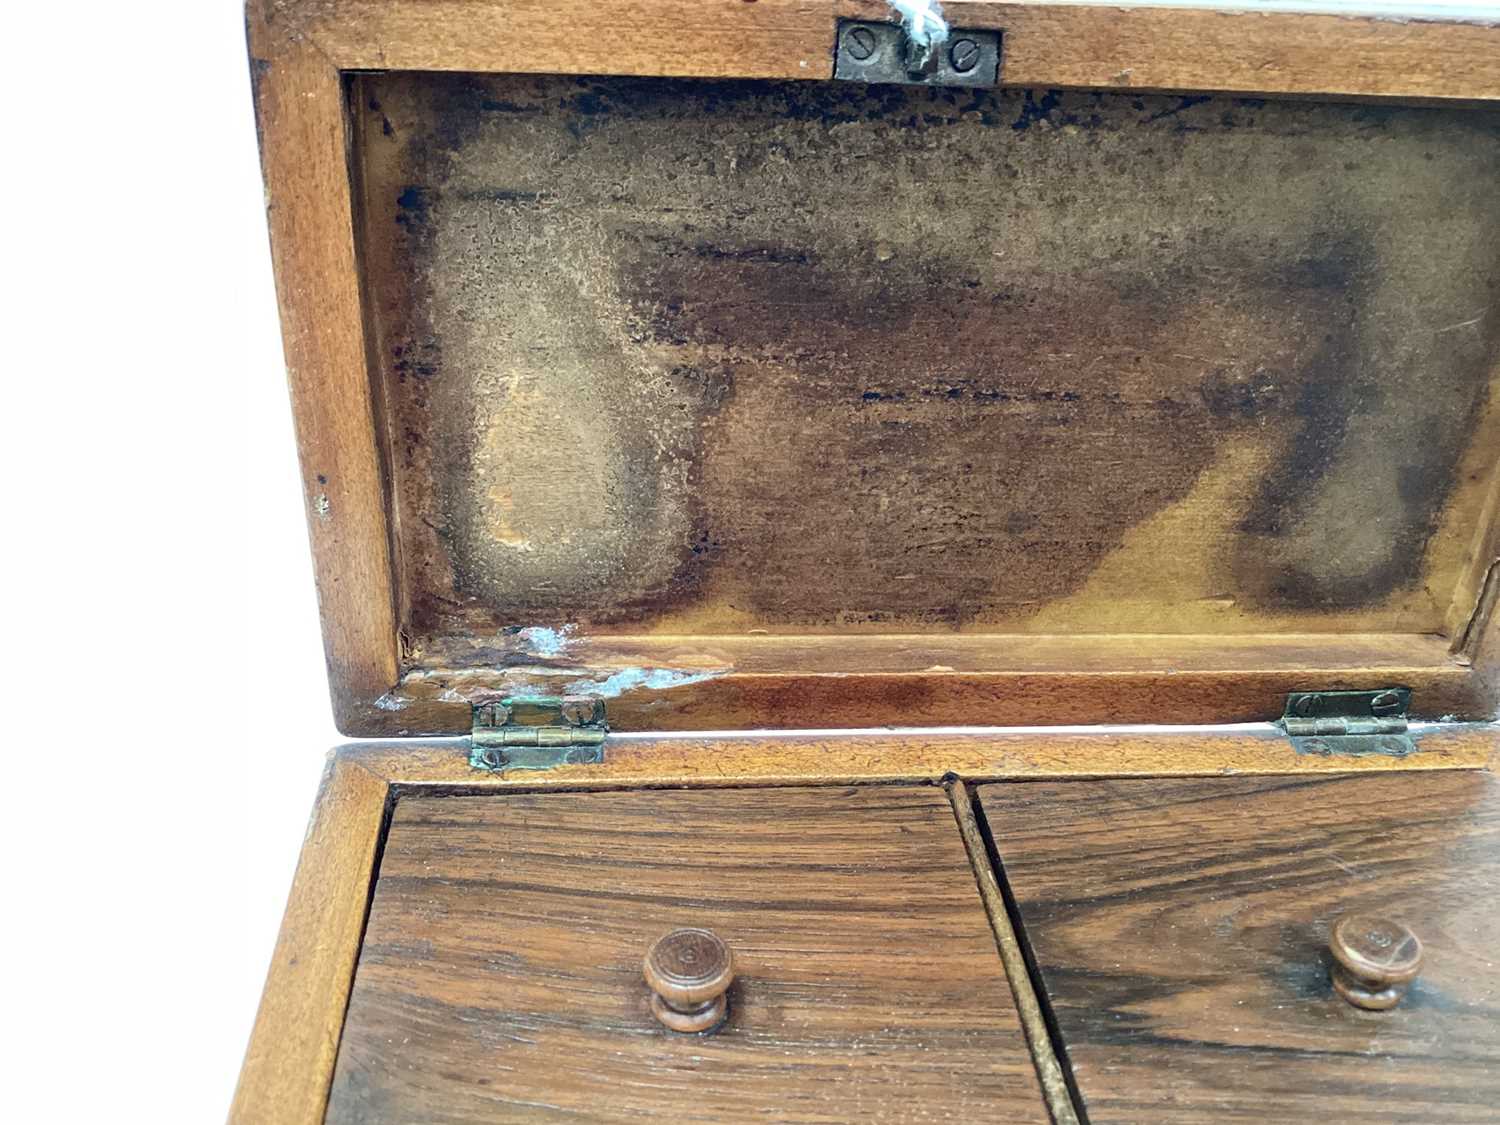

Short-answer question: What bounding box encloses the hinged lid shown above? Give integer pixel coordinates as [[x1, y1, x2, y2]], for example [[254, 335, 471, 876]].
[[249, 0, 1500, 738]]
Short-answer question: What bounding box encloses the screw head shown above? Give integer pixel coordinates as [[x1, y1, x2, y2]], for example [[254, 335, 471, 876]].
[[1293, 694, 1319, 718], [559, 696, 600, 726], [950, 38, 981, 73], [1369, 690, 1404, 717], [846, 25, 877, 61]]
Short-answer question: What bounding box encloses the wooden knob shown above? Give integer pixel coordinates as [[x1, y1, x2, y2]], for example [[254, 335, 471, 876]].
[[644, 928, 733, 1033], [1329, 914, 1423, 1010]]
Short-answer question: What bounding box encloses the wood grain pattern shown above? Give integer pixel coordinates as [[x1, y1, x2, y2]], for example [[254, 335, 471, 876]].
[[229, 756, 390, 1125], [937, 0, 1500, 100], [247, 10, 401, 731], [275, 0, 1500, 101], [379, 632, 1492, 735], [1452, 460, 1500, 690], [326, 787, 1049, 1122], [353, 723, 1500, 790], [979, 772, 1500, 1123]]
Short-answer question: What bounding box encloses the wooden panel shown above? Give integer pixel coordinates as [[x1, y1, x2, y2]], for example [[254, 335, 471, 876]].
[[230, 757, 390, 1125], [278, 0, 1500, 102], [380, 631, 1492, 733], [980, 772, 1500, 1123], [247, 21, 400, 732], [357, 73, 1500, 649], [326, 787, 1048, 1122], [353, 722, 1500, 790], [942, 0, 1500, 100]]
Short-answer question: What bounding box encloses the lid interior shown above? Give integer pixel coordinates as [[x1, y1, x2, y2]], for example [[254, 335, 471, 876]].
[[346, 72, 1500, 733]]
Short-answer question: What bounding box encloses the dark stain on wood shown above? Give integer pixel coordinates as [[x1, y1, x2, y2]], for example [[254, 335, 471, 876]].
[[326, 786, 1048, 1122], [353, 74, 1500, 644], [978, 772, 1500, 1123]]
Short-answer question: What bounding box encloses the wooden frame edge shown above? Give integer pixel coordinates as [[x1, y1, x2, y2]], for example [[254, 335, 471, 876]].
[[294, 0, 1500, 101], [375, 654, 1495, 737], [247, 6, 401, 734], [355, 723, 1500, 788], [229, 755, 392, 1125]]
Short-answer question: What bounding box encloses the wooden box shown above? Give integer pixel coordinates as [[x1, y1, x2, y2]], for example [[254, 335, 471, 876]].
[[236, 2, 1500, 1121]]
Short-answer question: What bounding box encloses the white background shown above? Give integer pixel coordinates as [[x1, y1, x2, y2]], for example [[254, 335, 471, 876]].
[[7, 1, 1500, 1122], [6, 3, 335, 1120]]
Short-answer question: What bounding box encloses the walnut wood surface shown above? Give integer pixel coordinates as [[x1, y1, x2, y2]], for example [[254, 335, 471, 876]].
[[979, 772, 1500, 1123], [325, 787, 1048, 1122]]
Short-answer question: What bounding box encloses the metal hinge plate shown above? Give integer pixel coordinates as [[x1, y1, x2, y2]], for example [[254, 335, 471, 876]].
[[1280, 689, 1414, 757], [470, 696, 607, 771], [834, 20, 1001, 88]]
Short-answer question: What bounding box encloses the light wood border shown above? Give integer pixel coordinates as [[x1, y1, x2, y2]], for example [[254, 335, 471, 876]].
[[230, 755, 390, 1125], [229, 726, 1499, 1123], [248, 0, 1500, 735]]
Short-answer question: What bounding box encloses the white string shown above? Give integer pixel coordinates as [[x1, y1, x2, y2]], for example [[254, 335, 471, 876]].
[[886, 0, 950, 47]]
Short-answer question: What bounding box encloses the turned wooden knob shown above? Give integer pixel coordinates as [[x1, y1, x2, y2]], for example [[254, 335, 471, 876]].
[[1329, 914, 1423, 1010], [644, 928, 734, 1033]]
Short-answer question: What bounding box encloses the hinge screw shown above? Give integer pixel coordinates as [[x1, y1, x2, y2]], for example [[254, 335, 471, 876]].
[[1293, 694, 1319, 718], [1369, 690, 1403, 717], [950, 38, 981, 73], [846, 25, 877, 61], [560, 697, 600, 726]]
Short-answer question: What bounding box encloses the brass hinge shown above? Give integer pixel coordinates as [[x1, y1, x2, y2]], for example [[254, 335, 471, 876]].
[[834, 19, 1001, 88], [470, 696, 607, 771], [1280, 689, 1413, 757]]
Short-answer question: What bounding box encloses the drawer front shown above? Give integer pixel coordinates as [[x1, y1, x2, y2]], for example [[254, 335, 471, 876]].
[[327, 786, 1048, 1123], [980, 772, 1500, 1123]]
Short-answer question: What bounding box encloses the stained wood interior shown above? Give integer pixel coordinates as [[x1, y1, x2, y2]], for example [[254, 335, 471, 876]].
[[351, 72, 1499, 714]]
